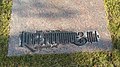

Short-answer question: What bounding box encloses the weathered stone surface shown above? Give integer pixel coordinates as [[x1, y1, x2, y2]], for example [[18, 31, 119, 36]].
[[8, 0, 112, 56]]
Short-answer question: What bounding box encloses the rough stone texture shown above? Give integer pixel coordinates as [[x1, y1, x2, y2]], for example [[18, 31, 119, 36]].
[[8, 0, 112, 56]]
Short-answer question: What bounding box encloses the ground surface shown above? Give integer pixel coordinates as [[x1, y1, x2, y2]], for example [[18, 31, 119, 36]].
[[8, 0, 112, 56], [0, 0, 120, 66]]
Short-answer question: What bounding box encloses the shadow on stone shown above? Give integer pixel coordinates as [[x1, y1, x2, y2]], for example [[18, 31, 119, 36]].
[[13, 1, 79, 19]]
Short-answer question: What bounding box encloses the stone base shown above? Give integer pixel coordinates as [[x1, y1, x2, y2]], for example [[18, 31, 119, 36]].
[[8, 0, 112, 56]]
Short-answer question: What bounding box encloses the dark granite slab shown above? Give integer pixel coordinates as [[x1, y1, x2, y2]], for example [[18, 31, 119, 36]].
[[8, 0, 112, 56]]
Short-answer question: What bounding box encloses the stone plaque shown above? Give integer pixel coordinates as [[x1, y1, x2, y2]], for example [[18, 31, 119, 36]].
[[8, 0, 112, 56]]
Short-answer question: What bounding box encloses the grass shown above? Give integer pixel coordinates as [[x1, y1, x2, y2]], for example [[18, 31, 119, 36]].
[[0, 0, 120, 66]]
